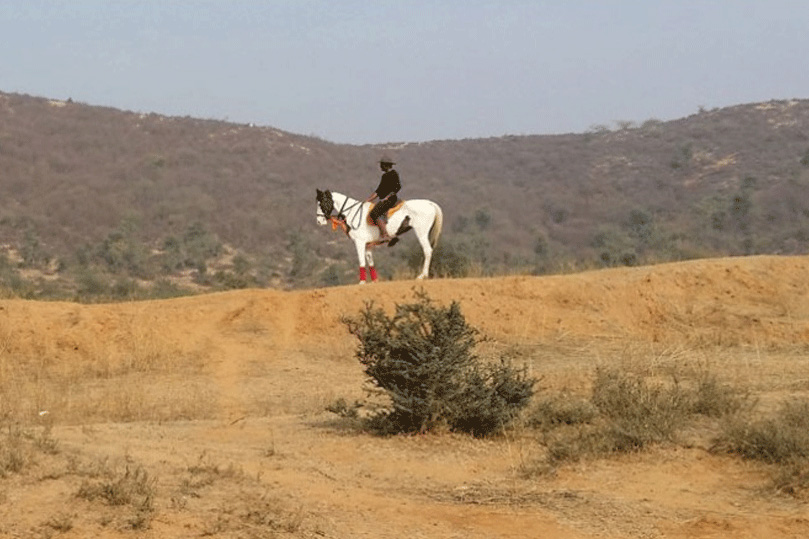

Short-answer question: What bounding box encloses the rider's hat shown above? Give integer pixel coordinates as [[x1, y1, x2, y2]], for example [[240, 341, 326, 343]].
[[379, 155, 395, 165]]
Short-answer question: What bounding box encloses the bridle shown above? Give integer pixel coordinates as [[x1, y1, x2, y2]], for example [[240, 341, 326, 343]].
[[318, 192, 364, 234]]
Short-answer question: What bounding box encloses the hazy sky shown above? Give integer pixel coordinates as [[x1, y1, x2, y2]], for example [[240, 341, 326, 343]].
[[3, 1, 808, 144]]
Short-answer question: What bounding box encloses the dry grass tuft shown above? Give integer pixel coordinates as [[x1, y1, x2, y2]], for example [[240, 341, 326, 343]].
[[715, 398, 809, 496], [527, 365, 752, 474], [0, 317, 215, 425]]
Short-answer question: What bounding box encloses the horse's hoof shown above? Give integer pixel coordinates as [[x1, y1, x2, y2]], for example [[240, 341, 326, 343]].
[[358, 281, 367, 285]]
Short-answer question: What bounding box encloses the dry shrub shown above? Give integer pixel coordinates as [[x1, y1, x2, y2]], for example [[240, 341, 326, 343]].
[[75, 462, 156, 530], [44, 513, 74, 532], [180, 452, 244, 495], [591, 367, 692, 449], [176, 453, 318, 536], [690, 372, 754, 417], [715, 398, 809, 496], [0, 426, 30, 476], [534, 367, 750, 469], [771, 462, 809, 497], [717, 399, 809, 464], [77, 464, 156, 508], [527, 393, 597, 430], [0, 423, 59, 478]]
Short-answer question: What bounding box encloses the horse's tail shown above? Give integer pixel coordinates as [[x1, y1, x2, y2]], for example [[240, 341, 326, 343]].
[[429, 202, 443, 248]]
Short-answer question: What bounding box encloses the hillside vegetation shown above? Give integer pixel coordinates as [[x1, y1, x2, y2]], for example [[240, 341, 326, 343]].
[[1, 91, 809, 297]]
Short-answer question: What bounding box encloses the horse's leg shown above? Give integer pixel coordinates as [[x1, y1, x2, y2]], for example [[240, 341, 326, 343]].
[[355, 241, 368, 284], [365, 251, 378, 282], [414, 227, 433, 280]]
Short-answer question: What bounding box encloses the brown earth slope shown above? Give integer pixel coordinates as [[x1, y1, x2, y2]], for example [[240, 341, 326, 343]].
[[2, 255, 809, 537]]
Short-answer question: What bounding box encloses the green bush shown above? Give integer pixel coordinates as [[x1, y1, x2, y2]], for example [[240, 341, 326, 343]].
[[342, 291, 535, 436]]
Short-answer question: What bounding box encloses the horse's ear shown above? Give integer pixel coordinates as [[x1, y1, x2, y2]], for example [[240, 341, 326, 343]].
[[325, 189, 331, 197], [316, 188, 322, 197]]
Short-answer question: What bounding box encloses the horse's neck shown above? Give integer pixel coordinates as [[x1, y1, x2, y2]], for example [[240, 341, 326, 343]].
[[331, 193, 356, 206], [333, 193, 359, 212]]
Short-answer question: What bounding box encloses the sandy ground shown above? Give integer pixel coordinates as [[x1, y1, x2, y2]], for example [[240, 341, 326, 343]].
[[2, 255, 809, 538]]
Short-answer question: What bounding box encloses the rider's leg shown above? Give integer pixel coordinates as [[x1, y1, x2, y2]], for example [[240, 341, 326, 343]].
[[377, 218, 390, 239], [371, 200, 392, 241]]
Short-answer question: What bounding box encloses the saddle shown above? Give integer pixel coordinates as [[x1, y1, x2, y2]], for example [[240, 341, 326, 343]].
[[367, 199, 406, 226]]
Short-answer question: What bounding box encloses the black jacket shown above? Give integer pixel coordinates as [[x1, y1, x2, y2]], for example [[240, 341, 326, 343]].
[[374, 169, 401, 199]]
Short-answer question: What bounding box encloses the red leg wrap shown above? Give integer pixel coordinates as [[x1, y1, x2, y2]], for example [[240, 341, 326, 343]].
[[359, 267, 367, 282], [369, 267, 378, 282]]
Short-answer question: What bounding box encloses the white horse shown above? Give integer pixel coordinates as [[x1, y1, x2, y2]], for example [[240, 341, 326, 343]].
[[316, 189, 443, 283]]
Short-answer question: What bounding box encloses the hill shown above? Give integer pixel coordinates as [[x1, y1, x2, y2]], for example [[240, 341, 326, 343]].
[[2, 255, 809, 537], [1, 91, 809, 297]]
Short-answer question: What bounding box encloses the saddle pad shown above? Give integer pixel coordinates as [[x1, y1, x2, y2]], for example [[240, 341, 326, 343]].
[[367, 199, 406, 225]]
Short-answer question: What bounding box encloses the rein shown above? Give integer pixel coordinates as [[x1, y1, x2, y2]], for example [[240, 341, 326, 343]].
[[319, 192, 364, 236], [333, 197, 364, 232]]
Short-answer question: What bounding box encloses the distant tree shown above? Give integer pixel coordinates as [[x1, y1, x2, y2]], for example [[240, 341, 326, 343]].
[[615, 120, 636, 131], [474, 208, 491, 231], [75, 268, 109, 300], [213, 270, 251, 290], [428, 241, 471, 278], [111, 278, 140, 300], [452, 215, 470, 234], [94, 218, 150, 278], [730, 192, 752, 231], [319, 264, 341, 287], [550, 207, 569, 224], [592, 226, 637, 267], [534, 233, 549, 257], [287, 230, 316, 280], [627, 208, 654, 243], [231, 253, 251, 276], [159, 235, 184, 272], [182, 222, 222, 268], [741, 176, 757, 190], [20, 229, 50, 268], [711, 210, 727, 231], [670, 143, 693, 169], [641, 118, 663, 130]]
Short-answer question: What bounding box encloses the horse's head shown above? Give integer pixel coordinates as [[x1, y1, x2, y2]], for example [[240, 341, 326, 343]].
[[316, 189, 334, 225]]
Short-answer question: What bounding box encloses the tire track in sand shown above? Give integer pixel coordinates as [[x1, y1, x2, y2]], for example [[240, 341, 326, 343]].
[[208, 291, 300, 421]]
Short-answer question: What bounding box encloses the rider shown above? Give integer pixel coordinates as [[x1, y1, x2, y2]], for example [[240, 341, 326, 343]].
[[365, 155, 401, 241]]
